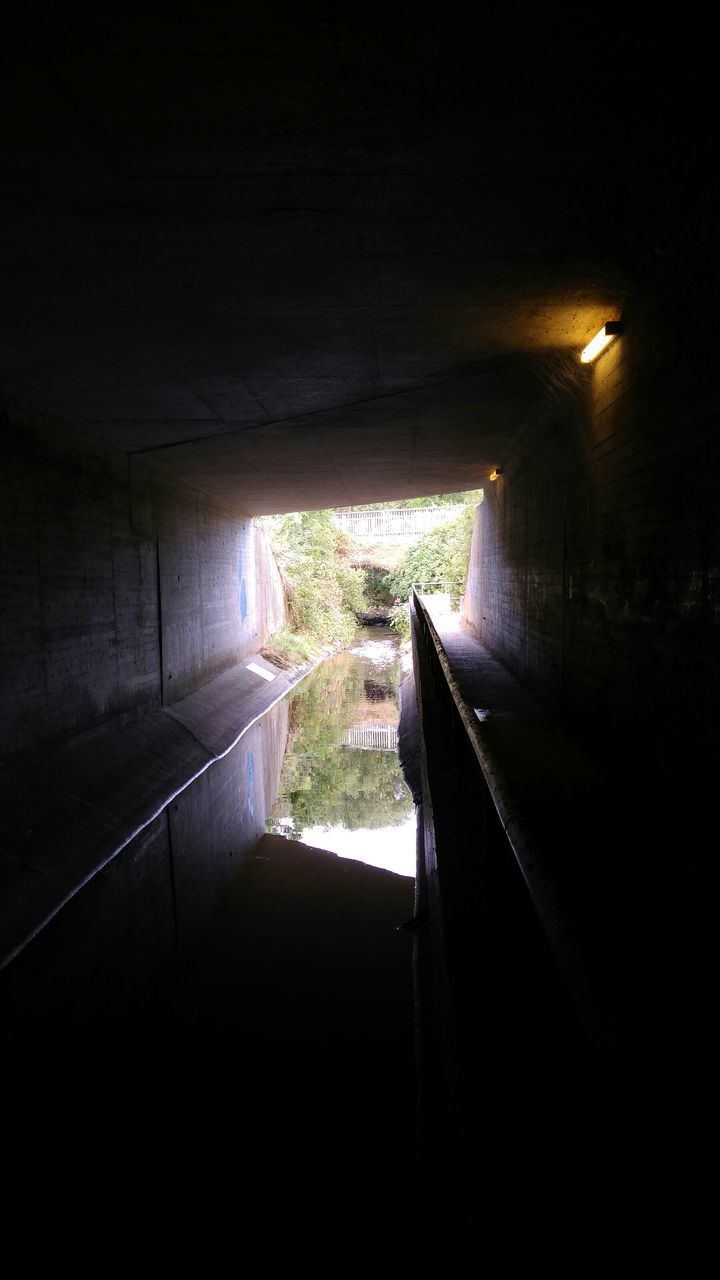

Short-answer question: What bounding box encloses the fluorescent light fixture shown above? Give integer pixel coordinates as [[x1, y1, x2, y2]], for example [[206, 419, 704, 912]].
[[580, 320, 624, 364], [489, 467, 503, 481]]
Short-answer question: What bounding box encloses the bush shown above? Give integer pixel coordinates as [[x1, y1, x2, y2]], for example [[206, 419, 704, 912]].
[[388, 500, 476, 600], [362, 564, 395, 606], [260, 510, 367, 651], [388, 601, 411, 641]]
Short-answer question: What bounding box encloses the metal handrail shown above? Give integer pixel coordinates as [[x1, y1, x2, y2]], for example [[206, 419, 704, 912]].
[[410, 586, 629, 1092]]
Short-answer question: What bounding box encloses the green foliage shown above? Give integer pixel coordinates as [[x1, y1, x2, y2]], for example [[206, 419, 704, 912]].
[[362, 564, 395, 606], [261, 626, 318, 665], [388, 601, 411, 641], [388, 500, 476, 600], [260, 510, 367, 649], [278, 742, 412, 835]]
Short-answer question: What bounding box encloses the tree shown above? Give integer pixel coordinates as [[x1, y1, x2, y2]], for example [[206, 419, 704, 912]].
[[388, 501, 476, 599], [385, 495, 480, 637], [260, 509, 366, 651]]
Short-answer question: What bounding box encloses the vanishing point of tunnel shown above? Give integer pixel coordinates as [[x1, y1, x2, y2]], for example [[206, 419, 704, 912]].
[[1, 10, 717, 1270]]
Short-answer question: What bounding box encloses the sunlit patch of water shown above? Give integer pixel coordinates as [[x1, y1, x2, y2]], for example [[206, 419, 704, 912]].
[[348, 636, 398, 663]]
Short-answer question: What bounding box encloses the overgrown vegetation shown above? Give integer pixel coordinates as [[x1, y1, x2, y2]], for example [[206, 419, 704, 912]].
[[259, 510, 366, 660], [386, 494, 480, 638], [259, 490, 482, 658], [388, 500, 476, 598], [362, 564, 396, 608]]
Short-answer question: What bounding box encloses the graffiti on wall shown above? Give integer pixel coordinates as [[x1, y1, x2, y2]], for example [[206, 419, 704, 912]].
[[246, 750, 255, 820], [237, 548, 249, 622]]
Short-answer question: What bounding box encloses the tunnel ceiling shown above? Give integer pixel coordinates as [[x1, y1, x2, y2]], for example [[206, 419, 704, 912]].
[[1, 12, 689, 513]]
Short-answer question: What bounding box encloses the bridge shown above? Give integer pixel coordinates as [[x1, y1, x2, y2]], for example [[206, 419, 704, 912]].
[[332, 506, 463, 539]]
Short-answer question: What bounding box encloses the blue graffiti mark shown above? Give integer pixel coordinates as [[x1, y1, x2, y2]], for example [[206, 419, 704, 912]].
[[237, 549, 249, 621], [246, 751, 255, 819]]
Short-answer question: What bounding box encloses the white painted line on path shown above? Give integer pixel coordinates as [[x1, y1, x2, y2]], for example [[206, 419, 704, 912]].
[[246, 662, 276, 682]]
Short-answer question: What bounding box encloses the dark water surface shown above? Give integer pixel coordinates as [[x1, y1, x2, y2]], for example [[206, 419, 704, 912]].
[[2, 628, 417, 1262]]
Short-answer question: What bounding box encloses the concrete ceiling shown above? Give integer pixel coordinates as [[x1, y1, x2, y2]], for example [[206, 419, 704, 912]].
[[1, 10, 691, 513]]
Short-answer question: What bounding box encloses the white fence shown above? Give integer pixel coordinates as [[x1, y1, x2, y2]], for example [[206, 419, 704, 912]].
[[343, 723, 399, 752], [332, 507, 460, 539], [412, 579, 464, 600]]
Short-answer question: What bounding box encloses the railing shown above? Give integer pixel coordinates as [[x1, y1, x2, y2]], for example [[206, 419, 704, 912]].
[[409, 587, 618, 1254], [343, 723, 399, 751], [332, 507, 460, 539], [412, 579, 464, 611]]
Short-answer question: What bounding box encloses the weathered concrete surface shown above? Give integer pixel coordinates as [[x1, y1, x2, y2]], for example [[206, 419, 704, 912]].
[[0, 404, 161, 758], [1, 830, 416, 1263], [461, 303, 720, 796], [0, 14, 692, 512], [0, 401, 287, 763], [165, 652, 291, 757], [0, 701, 291, 1026], [0, 14, 716, 1266], [0, 647, 312, 969], [170, 701, 290, 950], [0, 712, 209, 967]]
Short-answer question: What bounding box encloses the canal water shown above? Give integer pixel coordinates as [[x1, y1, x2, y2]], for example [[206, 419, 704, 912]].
[[267, 625, 416, 877]]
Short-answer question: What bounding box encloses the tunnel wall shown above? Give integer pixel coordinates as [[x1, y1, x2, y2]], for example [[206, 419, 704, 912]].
[[0, 401, 286, 762], [170, 696, 289, 951], [0, 697, 290, 1102], [152, 471, 283, 705], [462, 299, 720, 777]]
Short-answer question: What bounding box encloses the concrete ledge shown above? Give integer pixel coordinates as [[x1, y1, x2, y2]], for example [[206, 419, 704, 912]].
[[166, 653, 303, 758], [0, 650, 315, 969]]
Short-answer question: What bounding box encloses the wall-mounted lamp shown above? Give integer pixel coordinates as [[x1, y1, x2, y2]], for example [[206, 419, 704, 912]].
[[580, 320, 625, 364], [489, 467, 503, 481]]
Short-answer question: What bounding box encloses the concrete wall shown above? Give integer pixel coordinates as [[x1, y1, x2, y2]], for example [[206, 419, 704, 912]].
[[0, 696, 289, 1119], [1, 405, 160, 759], [171, 698, 289, 950], [0, 400, 286, 761], [462, 296, 720, 781]]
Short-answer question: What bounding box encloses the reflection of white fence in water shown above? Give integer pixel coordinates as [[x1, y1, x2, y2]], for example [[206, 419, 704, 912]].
[[343, 723, 399, 752], [332, 507, 458, 539]]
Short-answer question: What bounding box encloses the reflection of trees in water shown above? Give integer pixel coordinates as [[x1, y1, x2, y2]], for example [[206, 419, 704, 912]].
[[274, 745, 412, 839], [268, 637, 413, 839], [285, 650, 365, 740]]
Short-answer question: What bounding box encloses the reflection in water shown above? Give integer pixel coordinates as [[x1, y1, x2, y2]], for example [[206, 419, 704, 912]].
[[268, 628, 416, 877], [0, 641, 416, 1258]]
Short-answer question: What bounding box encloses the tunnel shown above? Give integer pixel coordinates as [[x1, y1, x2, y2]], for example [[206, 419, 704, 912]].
[[1, 10, 717, 1269]]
